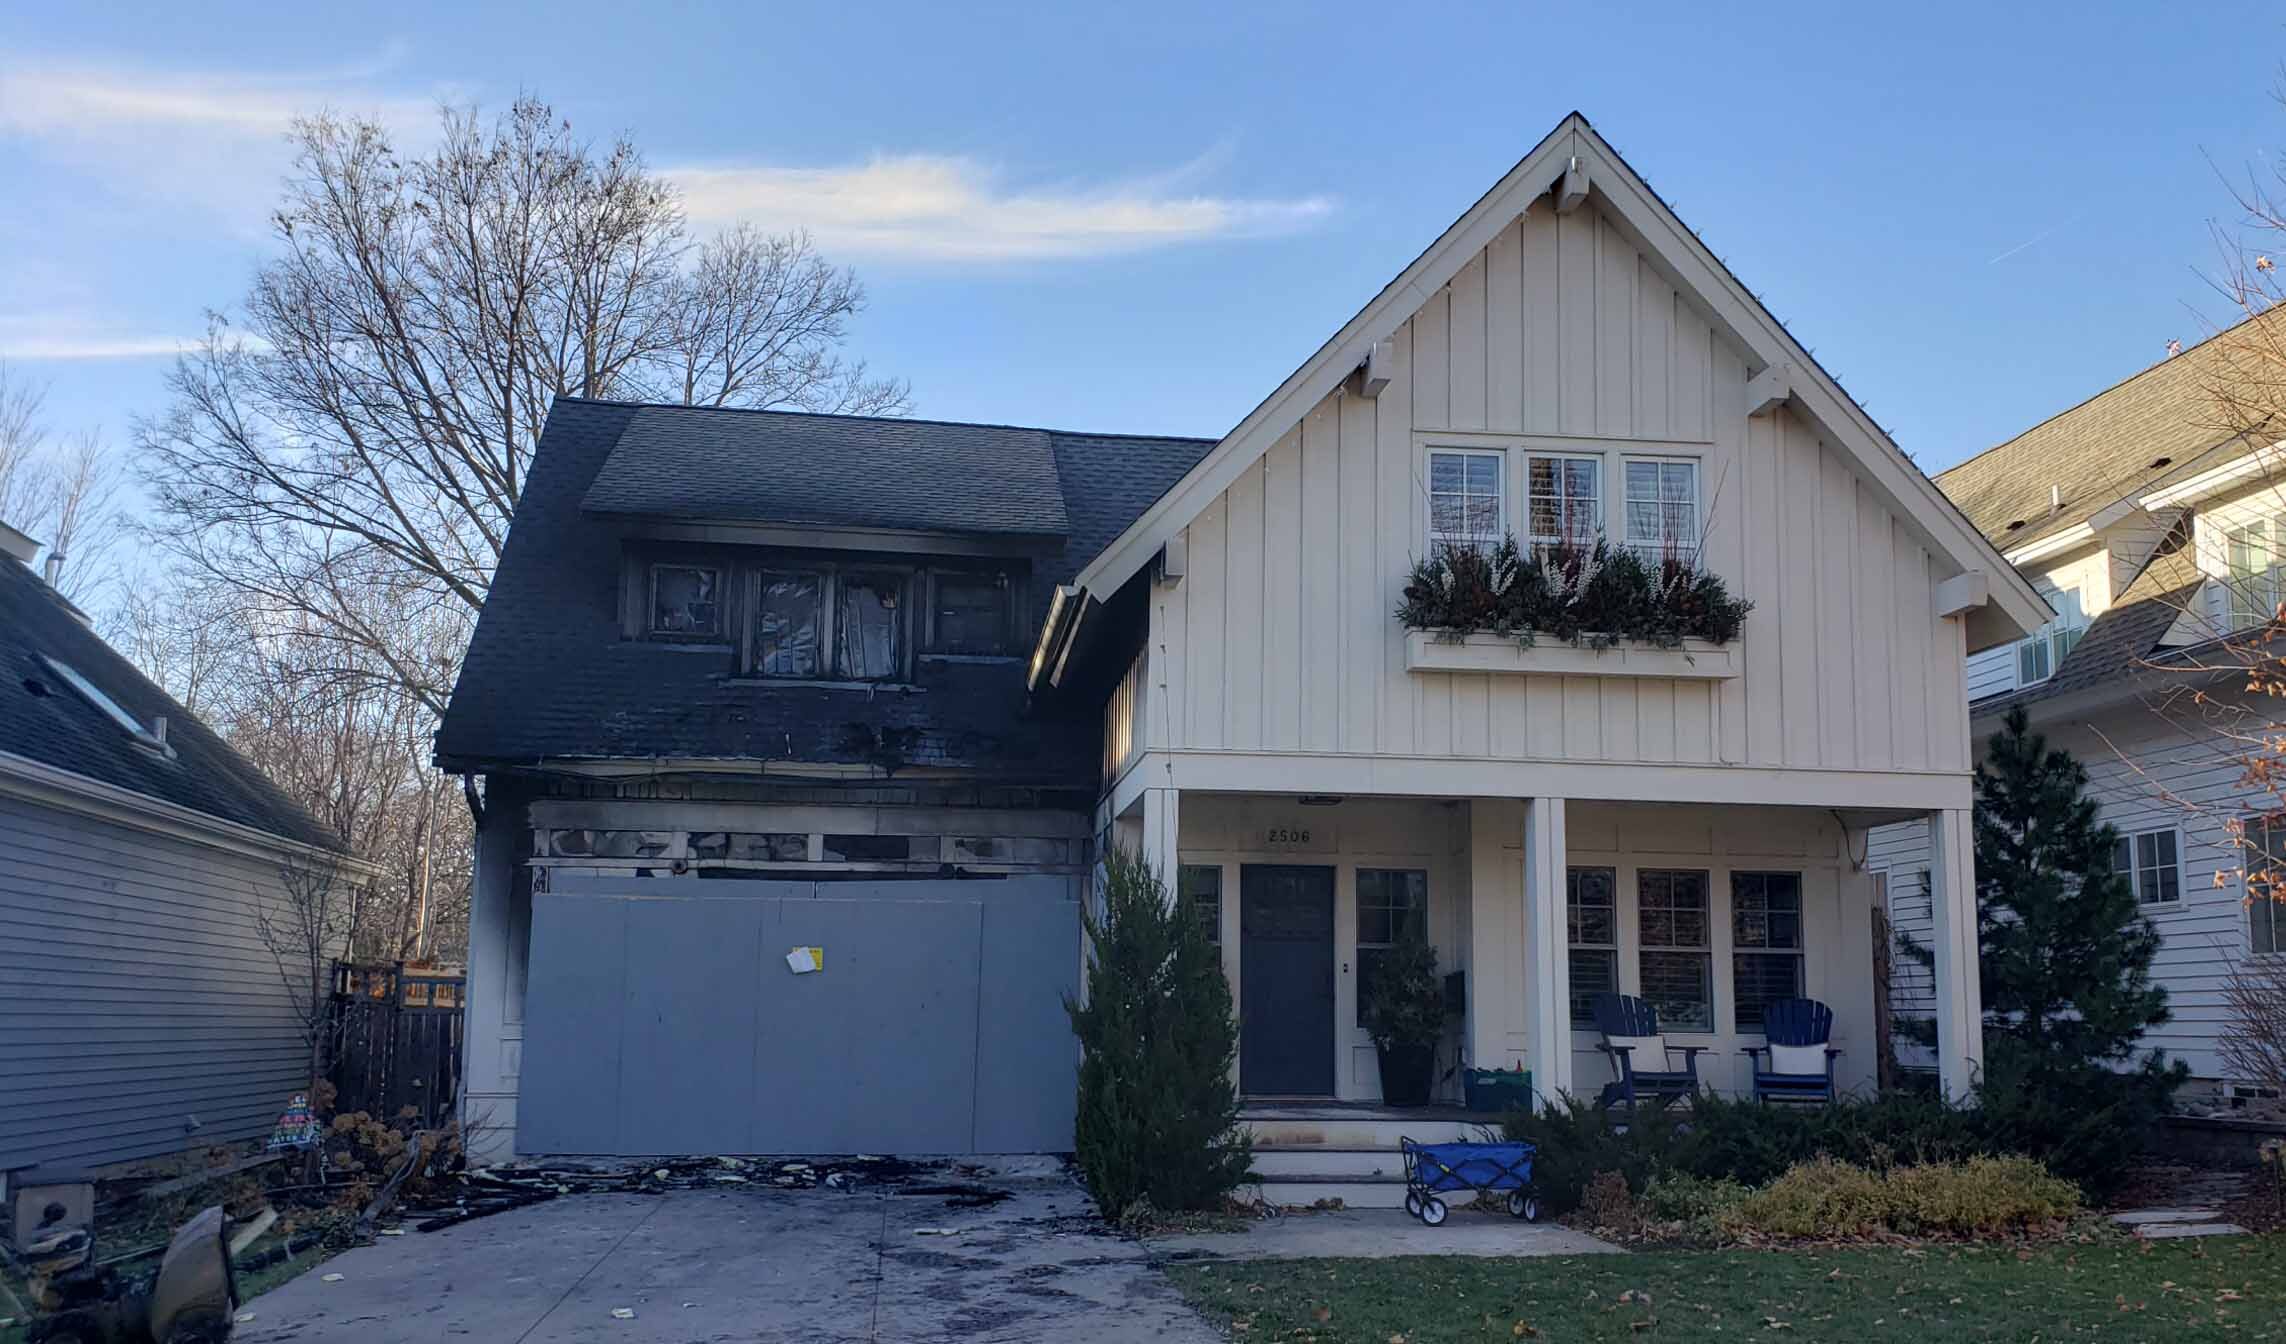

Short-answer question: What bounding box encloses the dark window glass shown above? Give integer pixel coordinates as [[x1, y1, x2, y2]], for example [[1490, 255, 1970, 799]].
[[1731, 871, 1804, 1031], [1356, 869, 1428, 1025], [2250, 818, 2286, 953], [1637, 869, 1711, 1032], [651, 564, 722, 637], [835, 572, 904, 679], [2114, 829, 2181, 905], [1567, 866, 1617, 1027], [758, 572, 824, 677], [934, 573, 1011, 655], [1180, 865, 1223, 947]]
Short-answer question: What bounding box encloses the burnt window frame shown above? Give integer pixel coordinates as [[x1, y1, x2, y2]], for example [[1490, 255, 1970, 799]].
[[647, 561, 727, 640], [924, 568, 1021, 657]]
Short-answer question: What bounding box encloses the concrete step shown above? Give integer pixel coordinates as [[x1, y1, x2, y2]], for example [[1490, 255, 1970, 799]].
[[1247, 1147, 1409, 1180]]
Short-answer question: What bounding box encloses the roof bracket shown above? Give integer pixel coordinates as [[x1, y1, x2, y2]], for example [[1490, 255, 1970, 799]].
[[1353, 339, 1395, 399], [1554, 156, 1590, 215], [1934, 570, 1991, 619], [1746, 362, 1792, 417]]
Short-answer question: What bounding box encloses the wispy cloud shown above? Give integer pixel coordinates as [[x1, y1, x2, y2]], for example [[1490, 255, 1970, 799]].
[[670, 153, 1337, 262], [0, 55, 444, 229], [0, 312, 204, 362]]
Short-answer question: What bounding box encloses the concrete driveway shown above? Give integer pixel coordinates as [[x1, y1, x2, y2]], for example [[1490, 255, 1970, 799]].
[[237, 1159, 1221, 1343]]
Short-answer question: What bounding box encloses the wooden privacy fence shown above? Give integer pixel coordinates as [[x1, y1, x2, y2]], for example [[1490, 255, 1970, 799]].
[[329, 961, 465, 1127]]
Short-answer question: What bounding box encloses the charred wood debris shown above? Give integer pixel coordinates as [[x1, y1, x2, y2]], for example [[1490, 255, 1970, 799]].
[[406, 1156, 1011, 1233]]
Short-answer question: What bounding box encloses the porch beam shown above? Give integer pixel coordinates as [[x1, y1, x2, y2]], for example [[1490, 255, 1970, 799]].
[[1928, 807, 1984, 1103], [1521, 797, 1572, 1107]]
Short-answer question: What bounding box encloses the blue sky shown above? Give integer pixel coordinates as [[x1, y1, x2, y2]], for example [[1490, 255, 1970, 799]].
[[1, 1, 2280, 474]]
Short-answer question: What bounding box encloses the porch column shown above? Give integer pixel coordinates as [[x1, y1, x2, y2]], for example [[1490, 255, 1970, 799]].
[[1140, 786, 1181, 904], [1928, 807, 1984, 1103], [1521, 797, 1572, 1107]]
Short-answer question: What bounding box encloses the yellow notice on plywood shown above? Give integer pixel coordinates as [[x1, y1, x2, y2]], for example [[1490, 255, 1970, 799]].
[[784, 946, 825, 974]]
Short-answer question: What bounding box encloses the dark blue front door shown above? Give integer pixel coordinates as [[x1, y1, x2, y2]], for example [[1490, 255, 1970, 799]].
[[1240, 865, 1336, 1096]]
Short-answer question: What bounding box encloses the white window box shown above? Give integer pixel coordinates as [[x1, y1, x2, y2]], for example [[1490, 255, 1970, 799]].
[[1404, 630, 1740, 679]]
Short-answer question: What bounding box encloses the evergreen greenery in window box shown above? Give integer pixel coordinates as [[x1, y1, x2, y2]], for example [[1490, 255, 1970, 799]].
[[1396, 534, 1751, 649], [1360, 915, 1445, 1107]]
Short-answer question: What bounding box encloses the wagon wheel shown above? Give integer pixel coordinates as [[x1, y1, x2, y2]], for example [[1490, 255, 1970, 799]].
[[1508, 1191, 1541, 1222], [1403, 1191, 1423, 1219], [1420, 1197, 1448, 1227]]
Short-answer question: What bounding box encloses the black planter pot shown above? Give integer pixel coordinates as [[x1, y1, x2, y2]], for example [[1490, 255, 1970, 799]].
[[1376, 1041, 1436, 1107]]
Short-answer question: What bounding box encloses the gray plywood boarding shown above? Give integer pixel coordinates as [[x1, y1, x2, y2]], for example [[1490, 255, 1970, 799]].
[[517, 875, 1078, 1156]]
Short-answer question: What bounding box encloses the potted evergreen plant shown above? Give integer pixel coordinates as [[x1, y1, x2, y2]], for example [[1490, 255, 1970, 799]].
[[1361, 916, 1444, 1107]]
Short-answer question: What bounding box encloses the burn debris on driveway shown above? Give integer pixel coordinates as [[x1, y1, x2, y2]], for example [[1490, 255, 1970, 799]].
[[401, 1155, 988, 1232]]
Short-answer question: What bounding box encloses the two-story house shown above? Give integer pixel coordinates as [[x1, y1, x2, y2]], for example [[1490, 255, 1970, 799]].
[[439, 114, 2049, 1171], [1874, 313, 2286, 1097]]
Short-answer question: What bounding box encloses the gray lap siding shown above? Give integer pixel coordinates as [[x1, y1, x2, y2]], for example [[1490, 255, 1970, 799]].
[[0, 795, 314, 1171]]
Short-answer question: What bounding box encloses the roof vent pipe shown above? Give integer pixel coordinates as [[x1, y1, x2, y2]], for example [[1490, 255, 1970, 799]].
[[2050, 484, 2062, 512], [152, 715, 168, 747], [42, 549, 65, 588]]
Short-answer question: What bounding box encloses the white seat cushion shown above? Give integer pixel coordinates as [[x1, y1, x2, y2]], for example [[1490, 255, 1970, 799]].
[[1767, 1042, 1827, 1077], [1606, 1034, 1667, 1069]]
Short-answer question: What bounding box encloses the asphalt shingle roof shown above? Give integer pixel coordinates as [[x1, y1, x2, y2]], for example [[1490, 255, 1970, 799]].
[[581, 404, 1072, 538], [437, 399, 1213, 772], [0, 559, 338, 850], [1938, 311, 2286, 551], [1974, 541, 2204, 719]]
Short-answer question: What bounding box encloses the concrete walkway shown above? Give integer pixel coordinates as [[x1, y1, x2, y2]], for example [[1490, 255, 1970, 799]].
[[237, 1161, 1222, 1343], [1147, 1208, 1620, 1261]]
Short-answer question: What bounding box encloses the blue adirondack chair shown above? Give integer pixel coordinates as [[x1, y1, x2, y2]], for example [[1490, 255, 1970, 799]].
[[1590, 992, 1705, 1111], [1744, 997, 1841, 1104]]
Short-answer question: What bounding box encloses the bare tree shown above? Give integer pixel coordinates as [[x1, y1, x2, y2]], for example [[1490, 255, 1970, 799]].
[[139, 96, 907, 714], [0, 365, 125, 607], [255, 851, 372, 1120], [2222, 954, 2286, 1098]]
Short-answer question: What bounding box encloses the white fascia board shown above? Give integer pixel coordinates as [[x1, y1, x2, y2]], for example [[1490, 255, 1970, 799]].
[[0, 748, 372, 876], [1072, 117, 1589, 598], [2002, 523, 2097, 567]]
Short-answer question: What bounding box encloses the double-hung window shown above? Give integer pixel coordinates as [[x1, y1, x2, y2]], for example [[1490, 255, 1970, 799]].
[[1428, 449, 1505, 554], [1731, 872, 1805, 1030], [1355, 868, 1428, 1024], [1636, 869, 1712, 1032], [1180, 865, 1224, 947], [2113, 826, 2181, 905], [2248, 817, 2286, 954], [650, 563, 724, 639], [930, 571, 1014, 655], [1566, 866, 1619, 1028], [2228, 518, 2286, 630], [1527, 455, 1602, 548], [2016, 585, 2086, 685], [1622, 457, 1700, 563]]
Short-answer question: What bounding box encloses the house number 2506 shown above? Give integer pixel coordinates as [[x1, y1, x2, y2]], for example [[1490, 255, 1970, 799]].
[[1265, 827, 1312, 845]]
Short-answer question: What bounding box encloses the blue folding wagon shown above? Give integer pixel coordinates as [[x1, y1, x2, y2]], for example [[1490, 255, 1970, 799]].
[[1398, 1137, 1540, 1225]]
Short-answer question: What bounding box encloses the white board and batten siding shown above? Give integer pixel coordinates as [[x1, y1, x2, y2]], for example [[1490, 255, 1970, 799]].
[[1870, 702, 2271, 1082], [0, 794, 318, 1172], [1130, 199, 1972, 796]]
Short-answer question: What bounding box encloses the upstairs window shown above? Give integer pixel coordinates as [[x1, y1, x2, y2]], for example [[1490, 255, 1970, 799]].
[[1527, 455, 1602, 547], [2227, 518, 2286, 630], [649, 564, 723, 638], [834, 571, 904, 680], [757, 571, 828, 677], [1622, 457, 1700, 562], [2248, 817, 2286, 954], [2016, 586, 2086, 685], [1428, 449, 1504, 554], [930, 572, 1015, 655]]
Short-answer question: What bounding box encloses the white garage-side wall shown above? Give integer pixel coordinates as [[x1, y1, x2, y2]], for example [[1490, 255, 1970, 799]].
[[1138, 196, 1971, 785], [1871, 699, 2268, 1083]]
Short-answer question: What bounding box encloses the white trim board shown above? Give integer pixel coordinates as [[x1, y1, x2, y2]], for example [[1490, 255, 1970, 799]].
[[1068, 113, 2048, 641], [0, 748, 373, 875]]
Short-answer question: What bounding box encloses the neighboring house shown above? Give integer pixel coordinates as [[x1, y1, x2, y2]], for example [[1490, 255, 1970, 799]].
[[0, 522, 350, 1177], [439, 113, 2049, 1166], [1873, 315, 2286, 1095]]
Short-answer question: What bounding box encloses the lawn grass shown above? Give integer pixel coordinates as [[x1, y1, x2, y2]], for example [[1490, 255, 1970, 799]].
[[1171, 1236, 2286, 1341]]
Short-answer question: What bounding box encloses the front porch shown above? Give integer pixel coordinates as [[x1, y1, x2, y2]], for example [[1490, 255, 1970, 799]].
[[1112, 790, 1983, 1112]]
